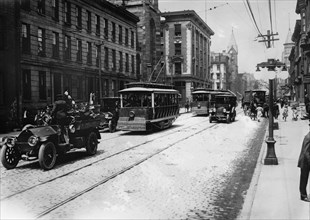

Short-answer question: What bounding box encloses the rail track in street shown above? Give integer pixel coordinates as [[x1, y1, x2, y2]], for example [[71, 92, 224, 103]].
[[1, 110, 245, 219]]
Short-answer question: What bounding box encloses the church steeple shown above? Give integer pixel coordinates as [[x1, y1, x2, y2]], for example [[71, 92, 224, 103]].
[[227, 28, 238, 53], [284, 28, 293, 45]]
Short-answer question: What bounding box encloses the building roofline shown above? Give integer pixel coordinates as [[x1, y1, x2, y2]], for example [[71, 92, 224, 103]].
[[160, 10, 214, 36]]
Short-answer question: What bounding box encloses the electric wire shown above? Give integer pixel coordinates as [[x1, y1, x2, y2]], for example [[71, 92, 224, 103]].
[[268, 0, 274, 47]]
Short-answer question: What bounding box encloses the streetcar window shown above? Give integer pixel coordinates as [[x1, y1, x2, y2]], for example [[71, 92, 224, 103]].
[[122, 92, 151, 107]]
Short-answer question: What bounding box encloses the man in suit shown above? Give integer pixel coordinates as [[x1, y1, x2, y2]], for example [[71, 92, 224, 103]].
[[298, 122, 310, 202]]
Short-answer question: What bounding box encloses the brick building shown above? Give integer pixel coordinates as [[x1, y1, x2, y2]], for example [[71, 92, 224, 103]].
[[160, 10, 214, 103], [0, 0, 139, 130]]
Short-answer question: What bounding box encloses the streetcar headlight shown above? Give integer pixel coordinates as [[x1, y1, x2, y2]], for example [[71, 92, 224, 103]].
[[197, 104, 201, 109], [223, 109, 226, 113], [28, 136, 38, 147], [69, 124, 76, 133]]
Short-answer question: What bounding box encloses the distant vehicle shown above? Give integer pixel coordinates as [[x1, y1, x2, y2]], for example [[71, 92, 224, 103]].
[[209, 91, 238, 123], [242, 90, 266, 115], [0, 111, 101, 170], [117, 82, 180, 131], [99, 97, 120, 132], [191, 88, 224, 116]]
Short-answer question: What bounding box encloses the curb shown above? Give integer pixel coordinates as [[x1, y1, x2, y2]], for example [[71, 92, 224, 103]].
[[237, 120, 269, 219]]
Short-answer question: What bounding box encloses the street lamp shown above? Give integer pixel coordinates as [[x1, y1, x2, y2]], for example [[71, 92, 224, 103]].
[[256, 58, 287, 165]]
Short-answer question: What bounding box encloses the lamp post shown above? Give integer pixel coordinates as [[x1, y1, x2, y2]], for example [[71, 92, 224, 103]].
[[256, 58, 287, 165]]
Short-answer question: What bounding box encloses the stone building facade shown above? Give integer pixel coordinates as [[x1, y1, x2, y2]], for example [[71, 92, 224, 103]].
[[210, 52, 229, 90], [108, 0, 162, 82], [0, 0, 139, 130], [160, 10, 214, 103]]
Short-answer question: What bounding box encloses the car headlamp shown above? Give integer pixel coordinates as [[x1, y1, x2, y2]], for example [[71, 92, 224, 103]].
[[129, 111, 135, 118], [223, 109, 226, 113], [28, 136, 39, 147], [69, 124, 76, 133]]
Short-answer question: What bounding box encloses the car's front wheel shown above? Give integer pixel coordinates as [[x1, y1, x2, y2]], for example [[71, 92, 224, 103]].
[[0, 144, 19, 169], [85, 132, 98, 155], [108, 120, 116, 133], [38, 142, 57, 170]]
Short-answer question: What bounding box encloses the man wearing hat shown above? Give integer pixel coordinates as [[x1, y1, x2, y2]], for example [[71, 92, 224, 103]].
[[51, 94, 69, 144], [298, 120, 310, 202]]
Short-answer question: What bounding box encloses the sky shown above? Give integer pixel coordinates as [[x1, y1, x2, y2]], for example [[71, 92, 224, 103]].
[[158, 0, 299, 75]]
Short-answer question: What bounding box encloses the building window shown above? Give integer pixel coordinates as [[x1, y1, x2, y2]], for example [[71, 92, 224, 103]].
[[20, 0, 30, 11], [38, 28, 46, 56], [112, 49, 116, 71], [96, 45, 101, 67], [131, 31, 134, 48], [22, 69, 31, 100], [216, 73, 220, 79], [39, 71, 46, 100], [119, 51, 123, 72], [64, 35, 71, 60], [95, 15, 100, 35], [175, 43, 181, 55], [175, 62, 181, 75], [112, 22, 116, 42], [104, 47, 109, 69], [302, 11, 306, 32], [125, 28, 129, 45], [51, 0, 59, 21], [64, 1, 71, 25], [131, 55, 135, 74], [87, 42, 92, 64], [87, 11, 91, 33], [174, 24, 181, 36], [119, 25, 123, 44], [104, 79, 109, 96], [217, 64, 220, 71], [125, 53, 129, 72], [112, 80, 116, 95], [76, 5, 82, 29], [37, 0, 45, 15], [21, 23, 30, 54], [52, 32, 59, 58], [76, 39, 82, 62], [216, 82, 220, 90], [104, 18, 108, 39]]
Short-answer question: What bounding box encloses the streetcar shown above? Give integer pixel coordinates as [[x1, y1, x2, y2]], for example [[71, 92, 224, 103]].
[[242, 90, 267, 115], [191, 88, 224, 116], [117, 82, 180, 131]]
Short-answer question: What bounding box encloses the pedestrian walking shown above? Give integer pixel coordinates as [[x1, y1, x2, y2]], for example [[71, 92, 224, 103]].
[[298, 123, 310, 202], [185, 98, 189, 113], [282, 104, 288, 121], [256, 105, 263, 122]]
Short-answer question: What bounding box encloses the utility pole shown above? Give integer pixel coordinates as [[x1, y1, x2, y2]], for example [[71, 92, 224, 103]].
[[258, 30, 279, 48]]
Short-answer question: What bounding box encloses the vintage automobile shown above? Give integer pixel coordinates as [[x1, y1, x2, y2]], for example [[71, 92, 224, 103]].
[[98, 97, 120, 133], [0, 111, 101, 170], [209, 91, 238, 123]]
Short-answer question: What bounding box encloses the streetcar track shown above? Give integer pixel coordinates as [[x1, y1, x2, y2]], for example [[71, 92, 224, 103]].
[[36, 121, 220, 219], [1, 115, 210, 200], [1, 110, 244, 206]]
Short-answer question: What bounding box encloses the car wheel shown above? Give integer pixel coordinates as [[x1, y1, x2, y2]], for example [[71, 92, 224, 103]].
[[0, 144, 19, 169], [38, 142, 57, 170], [86, 132, 98, 155]]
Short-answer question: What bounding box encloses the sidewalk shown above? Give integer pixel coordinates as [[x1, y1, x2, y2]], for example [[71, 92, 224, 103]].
[[239, 107, 310, 219]]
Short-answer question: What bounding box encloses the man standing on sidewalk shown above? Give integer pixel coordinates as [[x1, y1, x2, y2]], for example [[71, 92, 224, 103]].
[[298, 121, 310, 202]]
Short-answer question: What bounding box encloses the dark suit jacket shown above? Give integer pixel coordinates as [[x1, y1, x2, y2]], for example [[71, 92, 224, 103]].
[[298, 132, 310, 168]]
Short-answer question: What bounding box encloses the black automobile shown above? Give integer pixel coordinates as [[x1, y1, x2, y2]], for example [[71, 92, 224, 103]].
[[0, 112, 101, 170], [98, 97, 120, 132], [209, 93, 237, 123]]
